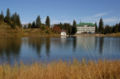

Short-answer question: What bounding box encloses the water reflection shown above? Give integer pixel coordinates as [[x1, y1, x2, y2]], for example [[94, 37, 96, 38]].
[[76, 37, 96, 51], [45, 37, 51, 57], [28, 37, 51, 57], [72, 37, 77, 52], [28, 37, 44, 57], [0, 37, 120, 65], [0, 38, 21, 64], [99, 37, 104, 54]]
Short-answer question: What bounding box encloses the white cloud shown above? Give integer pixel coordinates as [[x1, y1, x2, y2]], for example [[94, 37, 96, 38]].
[[103, 17, 119, 23], [35, 12, 110, 24], [22, 12, 120, 25], [93, 12, 108, 17], [77, 12, 120, 25], [76, 12, 108, 24], [51, 20, 72, 24], [80, 12, 108, 19]]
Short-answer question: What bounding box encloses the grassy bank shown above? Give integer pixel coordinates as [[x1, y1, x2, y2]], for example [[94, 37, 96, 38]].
[[75, 33, 120, 37], [0, 23, 60, 38], [0, 60, 120, 79], [22, 28, 60, 37], [0, 26, 60, 38], [0, 23, 120, 38]]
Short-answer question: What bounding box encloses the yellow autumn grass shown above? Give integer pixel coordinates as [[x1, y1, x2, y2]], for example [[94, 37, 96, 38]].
[[0, 60, 120, 79]]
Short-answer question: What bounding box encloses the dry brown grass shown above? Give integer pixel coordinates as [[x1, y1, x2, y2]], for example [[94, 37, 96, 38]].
[[0, 60, 120, 79], [0, 25, 60, 38]]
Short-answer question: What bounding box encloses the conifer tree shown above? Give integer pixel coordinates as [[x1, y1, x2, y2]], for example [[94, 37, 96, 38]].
[[11, 12, 21, 28], [6, 8, 10, 19], [45, 16, 50, 27], [36, 15, 41, 28], [73, 20, 76, 27], [104, 25, 112, 34], [31, 21, 36, 28], [0, 11, 4, 21], [119, 23, 120, 32], [98, 18, 104, 33], [16, 14, 21, 27], [95, 22, 98, 33], [72, 20, 77, 34], [4, 8, 11, 24], [114, 24, 119, 33]]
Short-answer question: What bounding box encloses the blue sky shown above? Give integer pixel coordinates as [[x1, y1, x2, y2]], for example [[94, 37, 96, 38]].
[[0, 0, 120, 25]]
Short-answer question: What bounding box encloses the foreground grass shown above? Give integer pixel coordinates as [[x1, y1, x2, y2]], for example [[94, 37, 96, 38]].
[[0, 60, 120, 79]]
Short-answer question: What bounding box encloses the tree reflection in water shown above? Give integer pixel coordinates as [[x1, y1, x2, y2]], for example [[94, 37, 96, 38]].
[[28, 38, 44, 57], [28, 37, 51, 57], [72, 37, 77, 52], [0, 37, 120, 65], [0, 38, 21, 64], [99, 37, 104, 54], [45, 37, 50, 57]]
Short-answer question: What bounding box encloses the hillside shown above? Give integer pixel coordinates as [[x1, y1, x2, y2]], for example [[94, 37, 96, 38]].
[[0, 22, 59, 38], [0, 22, 22, 38]]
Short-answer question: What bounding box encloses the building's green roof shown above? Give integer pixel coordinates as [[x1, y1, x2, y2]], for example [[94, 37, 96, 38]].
[[77, 22, 95, 27]]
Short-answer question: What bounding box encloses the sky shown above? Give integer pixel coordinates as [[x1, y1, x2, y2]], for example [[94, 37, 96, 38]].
[[0, 0, 120, 25]]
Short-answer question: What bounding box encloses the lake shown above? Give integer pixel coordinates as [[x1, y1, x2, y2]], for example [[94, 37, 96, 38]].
[[0, 36, 120, 65]]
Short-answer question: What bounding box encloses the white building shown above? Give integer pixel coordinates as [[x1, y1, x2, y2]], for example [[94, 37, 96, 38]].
[[61, 31, 67, 36], [76, 22, 95, 34]]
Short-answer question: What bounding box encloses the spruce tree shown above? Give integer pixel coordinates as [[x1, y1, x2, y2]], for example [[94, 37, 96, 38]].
[[104, 25, 112, 34], [73, 20, 76, 27], [6, 8, 10, 19], [16, 14, 21, 27], [11, 12, 21, 28], [45, 16, 50, 27], [4, 8, 11, 24], [119, 23, 120, 32], [36, 16, 41, 28], [0, 11, 4, 21], [11, 13, 17, 23], [31, 21, 36, 28], [98, 18, 104, 33], [72, 20, 77, 34], [114, 24, 119, 33], [95, 22, 98, 33], [63, 23, 71, 34]]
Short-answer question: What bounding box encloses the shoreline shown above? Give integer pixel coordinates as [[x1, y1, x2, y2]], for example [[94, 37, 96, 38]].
[[74, 33, 120, 37], [0, 28, 120, 38]]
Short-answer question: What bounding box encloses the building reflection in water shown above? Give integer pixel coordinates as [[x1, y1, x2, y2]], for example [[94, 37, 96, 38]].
[[27, 36, 106, 57], [0, 36, 120, 65], [76, 37, 96, 51]]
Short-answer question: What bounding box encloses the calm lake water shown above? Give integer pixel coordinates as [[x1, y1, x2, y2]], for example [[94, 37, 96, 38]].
[[0, 36, 120, 65]]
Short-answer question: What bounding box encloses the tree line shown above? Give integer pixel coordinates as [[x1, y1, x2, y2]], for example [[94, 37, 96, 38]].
[[26, 16, 50, 29], [0, 9, 51, 29], [0, 9, 77, 35], [0, 8, 22, 28], [53, 20, 77, 35], [96, 18, 120, 34], [1, 9, 120, 35]]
